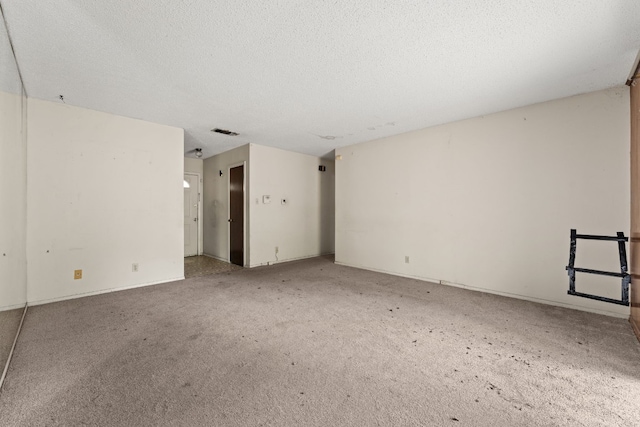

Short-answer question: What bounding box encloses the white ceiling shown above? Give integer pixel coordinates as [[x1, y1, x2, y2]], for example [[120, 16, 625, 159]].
[[0, 5, 21, 95], [2, 1, 640, 159]]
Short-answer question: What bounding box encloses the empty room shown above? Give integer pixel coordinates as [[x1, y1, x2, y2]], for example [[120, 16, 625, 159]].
[[1, 1, 640, 426]]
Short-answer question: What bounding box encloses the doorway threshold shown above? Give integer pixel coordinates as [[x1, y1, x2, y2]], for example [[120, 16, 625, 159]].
[[184, 255, 242, 279]]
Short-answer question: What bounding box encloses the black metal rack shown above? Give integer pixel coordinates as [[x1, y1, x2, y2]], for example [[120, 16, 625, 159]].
[[565, 229, 630, 306]]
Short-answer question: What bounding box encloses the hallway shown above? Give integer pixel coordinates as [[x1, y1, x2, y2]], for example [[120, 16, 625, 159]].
[[184, 256, 241, 279]]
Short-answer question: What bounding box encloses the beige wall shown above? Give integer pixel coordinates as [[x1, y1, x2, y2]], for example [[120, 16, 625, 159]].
[[630, 72, 640, 338], [336, 87, 630, 318], [203, 143, 335, 267], [203, 144, 250, 263], [27, 99, 184, 305], [0, 90, 26, 311], [0, 10, 27, 311], [249, 144, 334, 267], [184, 157, 203, 175]]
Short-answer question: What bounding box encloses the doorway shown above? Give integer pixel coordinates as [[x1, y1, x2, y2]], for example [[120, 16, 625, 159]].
[[184, 173, 199, 257], [229, 164, 244, 266]]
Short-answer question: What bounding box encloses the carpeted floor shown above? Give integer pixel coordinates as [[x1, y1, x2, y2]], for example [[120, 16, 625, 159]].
[[0, 308, 23, 380], [184, 255, 242, 279], [1, 256, 639, 426]]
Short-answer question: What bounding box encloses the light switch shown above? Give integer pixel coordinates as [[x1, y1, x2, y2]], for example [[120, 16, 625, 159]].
[[263, 195, 271, 204]]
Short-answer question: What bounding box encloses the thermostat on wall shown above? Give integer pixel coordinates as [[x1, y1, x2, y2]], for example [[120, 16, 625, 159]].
[[263, 195, 271, 204]]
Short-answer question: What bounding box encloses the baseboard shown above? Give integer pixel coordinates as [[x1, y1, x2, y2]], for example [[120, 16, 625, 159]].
[[0, 302, 28, 313], [334, 260, 629, 319], [631, 316, 640, 342], [249, 252, 335, 268], [27, 276, 185, 307], [0, 304, 27, 393], [202, 253, 229, 263]]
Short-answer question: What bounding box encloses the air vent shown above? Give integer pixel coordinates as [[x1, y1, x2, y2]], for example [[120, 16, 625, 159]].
[[211, 128, 239, 136]]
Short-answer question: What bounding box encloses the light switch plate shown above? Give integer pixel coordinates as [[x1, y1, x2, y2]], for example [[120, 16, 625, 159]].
[[263, 195, 271, 204]]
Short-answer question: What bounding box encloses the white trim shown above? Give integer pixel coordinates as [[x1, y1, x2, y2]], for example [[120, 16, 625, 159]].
[[249, 252, 335, 268], [0, 302, 29, 312], [334, 260, 629, 319], [227, 161, 247, 267], [202, 253, 229, 263], [27, 276, 184, 307], [184, 172, 202, 256], [0, 304, 27, 392]]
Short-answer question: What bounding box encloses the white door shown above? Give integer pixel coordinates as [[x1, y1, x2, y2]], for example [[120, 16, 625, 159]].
[[184, 173, 199, 257]]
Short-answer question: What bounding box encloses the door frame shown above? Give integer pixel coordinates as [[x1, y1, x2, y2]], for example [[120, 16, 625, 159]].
[[227, 162, 247, 267], [184, 172, 203, 256]]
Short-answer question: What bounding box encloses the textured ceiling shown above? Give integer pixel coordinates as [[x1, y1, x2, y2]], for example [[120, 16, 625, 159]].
[[2, 1, 640, 158], [0, 5, 21, 95]]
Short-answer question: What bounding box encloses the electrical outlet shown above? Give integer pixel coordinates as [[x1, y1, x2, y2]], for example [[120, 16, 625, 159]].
[[405, 256, 410, 264], [132, 263, 139, 272], [74, 269, 82, 280]]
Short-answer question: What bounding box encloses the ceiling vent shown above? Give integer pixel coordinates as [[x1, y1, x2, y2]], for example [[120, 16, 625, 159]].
[[211, 128, 239, 136]]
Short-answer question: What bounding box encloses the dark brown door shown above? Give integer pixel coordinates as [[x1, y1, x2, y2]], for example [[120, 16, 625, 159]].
[[229, 165, 244, 266]]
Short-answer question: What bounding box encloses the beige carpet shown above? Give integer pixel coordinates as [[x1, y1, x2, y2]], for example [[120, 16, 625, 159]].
[[1, 256, 639, 426], [184, 255, 242, 279], [0, 308, 23, 380]]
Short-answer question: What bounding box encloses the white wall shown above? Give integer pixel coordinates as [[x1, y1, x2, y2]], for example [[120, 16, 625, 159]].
[[203, 144, 250, 263], [336, 87, 630, 318], [0, 10, 27, 311], [249, 144, 334, 267], [202, 143, 335, 267], [27, 99, 184, 305], [0, 89, 27, 311], [184, 157, 203, 175]]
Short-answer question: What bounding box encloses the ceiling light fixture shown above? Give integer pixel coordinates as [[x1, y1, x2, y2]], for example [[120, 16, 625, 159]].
[[195, 148, 203, 158]]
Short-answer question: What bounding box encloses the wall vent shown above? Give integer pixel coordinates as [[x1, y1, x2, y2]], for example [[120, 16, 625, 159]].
[[211, 128, 239, 136]]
